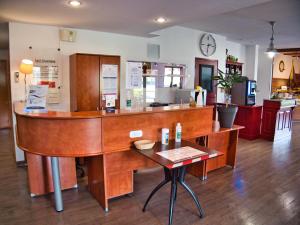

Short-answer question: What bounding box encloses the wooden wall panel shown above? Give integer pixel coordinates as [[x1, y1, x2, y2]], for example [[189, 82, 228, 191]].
[[271, 78, 289, 92], [102, 108, 213, 152]]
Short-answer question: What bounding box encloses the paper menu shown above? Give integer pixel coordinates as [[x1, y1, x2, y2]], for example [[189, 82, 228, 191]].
[[26, 85, 48, 109], [156, 146, 207, 163]]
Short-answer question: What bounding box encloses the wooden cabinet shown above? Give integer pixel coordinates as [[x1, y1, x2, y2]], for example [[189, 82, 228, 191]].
[[234, 105, 262, 140], [70, 53, 120, 111]]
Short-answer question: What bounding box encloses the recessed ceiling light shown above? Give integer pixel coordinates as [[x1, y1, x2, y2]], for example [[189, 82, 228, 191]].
[[68, 0, 81, 7], [155, 17, 167, 24]]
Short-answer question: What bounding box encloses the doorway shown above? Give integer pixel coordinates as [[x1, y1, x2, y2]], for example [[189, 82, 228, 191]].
[[195, 58, 218, 104], [0, 23, 12, 129]]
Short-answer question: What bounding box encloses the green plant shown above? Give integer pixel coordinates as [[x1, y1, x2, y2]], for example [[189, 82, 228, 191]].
[[213, 69, 247, 106]]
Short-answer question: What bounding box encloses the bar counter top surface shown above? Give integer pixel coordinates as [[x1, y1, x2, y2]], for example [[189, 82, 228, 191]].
[[14, 102, 213, 119]]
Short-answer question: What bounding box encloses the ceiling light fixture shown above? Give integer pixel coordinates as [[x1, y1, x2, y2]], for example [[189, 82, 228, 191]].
[[155, 17, 167, 24], [265, 21, 278, 58], [68, 0, 81, 7]]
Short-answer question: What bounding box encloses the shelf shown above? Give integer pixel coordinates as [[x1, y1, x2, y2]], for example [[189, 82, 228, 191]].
[[226, 61, 243, 66]]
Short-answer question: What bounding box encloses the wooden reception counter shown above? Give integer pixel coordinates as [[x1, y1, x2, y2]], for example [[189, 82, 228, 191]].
[[14, 102, 243, 211]]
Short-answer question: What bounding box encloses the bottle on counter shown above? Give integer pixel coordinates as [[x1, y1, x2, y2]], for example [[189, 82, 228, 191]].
[[126, 90, 132, 110], [161, 128, 169, 145], [175, 123, 182, 142]]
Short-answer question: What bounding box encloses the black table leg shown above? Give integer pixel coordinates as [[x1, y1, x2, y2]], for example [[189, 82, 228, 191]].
[[143, 166, 204, 225], [143, 168, 171, 212], [168, 169, 178, 225], [178, 166, 205, 218]]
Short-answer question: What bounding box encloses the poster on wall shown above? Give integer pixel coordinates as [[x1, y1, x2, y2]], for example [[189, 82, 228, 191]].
[[126, 61, 143, 89], [32, 56, 61, 104]]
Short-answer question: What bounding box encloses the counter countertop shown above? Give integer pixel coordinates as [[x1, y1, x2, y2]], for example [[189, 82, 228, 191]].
[[14, 102, 213, 119]]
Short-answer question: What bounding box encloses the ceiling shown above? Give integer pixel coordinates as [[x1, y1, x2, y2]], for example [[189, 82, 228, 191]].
[[0, 0, 299, 48]]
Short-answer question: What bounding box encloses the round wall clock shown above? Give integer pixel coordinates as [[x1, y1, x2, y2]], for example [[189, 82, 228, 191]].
[[200, 33, 216, 57], [279, 60, 285, 72]]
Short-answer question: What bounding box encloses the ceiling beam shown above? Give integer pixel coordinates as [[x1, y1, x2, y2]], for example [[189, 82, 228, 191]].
[[277, 48, 300, 53]]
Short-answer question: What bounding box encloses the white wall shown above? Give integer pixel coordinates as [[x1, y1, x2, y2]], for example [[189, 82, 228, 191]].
[[256, 50, 273, 105], [9, 22, 247, 161], [245, 45, 259, 80], [226, 40, 247, 75]]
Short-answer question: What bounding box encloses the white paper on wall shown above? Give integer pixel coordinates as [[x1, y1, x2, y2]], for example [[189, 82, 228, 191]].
[[102, 64, 118, 78], [101, 64, 119, 99], [126, 62, 143, 89]]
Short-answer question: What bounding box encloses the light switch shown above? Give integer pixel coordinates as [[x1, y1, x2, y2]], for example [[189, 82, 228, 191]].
[[129, 130, 143, 138], [14, 72, 19, 83]]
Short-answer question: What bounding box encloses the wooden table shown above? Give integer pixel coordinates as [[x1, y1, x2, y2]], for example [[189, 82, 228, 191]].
[[135, 140, 223, 225]]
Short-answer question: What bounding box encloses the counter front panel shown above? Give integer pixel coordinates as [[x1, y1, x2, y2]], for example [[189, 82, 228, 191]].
[[16, 116, 102, 157], [102, 107, 213, 152]]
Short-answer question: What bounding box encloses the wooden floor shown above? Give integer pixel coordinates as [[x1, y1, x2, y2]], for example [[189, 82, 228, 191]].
[[0, 125, 300, 225]]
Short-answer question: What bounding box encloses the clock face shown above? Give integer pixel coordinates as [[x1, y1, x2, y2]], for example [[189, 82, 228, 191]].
[[200, 33, 216, 57]]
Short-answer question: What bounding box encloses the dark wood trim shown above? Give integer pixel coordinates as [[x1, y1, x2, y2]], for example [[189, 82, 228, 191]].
[[194, 57, 218, 98], [277, 48, 300, 52]]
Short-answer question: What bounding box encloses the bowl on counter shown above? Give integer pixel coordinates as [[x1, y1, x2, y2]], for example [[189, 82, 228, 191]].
[[134, 140, 155, 150]]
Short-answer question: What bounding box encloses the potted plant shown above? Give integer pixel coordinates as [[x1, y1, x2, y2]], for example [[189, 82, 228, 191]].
[[213, 69, 247, 128]]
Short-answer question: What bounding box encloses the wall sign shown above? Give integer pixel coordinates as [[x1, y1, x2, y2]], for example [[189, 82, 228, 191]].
[[32, 58, 60, 104], [30, 48, 62, 104]]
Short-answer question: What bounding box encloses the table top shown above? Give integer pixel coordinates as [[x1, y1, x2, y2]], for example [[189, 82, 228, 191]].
[[133, 140, 223, 169]]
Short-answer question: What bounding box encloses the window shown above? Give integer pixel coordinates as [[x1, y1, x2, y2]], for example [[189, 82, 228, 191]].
[[141, 62, 186, 104], [164, 67, 182, 88], [200, 65, 213, 92]]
